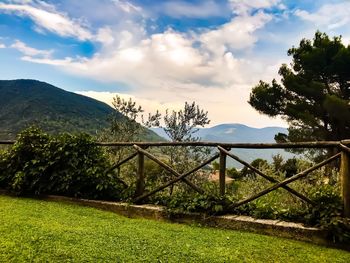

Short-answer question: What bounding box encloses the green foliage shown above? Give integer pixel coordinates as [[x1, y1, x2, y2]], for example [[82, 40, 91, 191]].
[[108, 95, 144, 142], [272, 154, 284, 172], [282, 158, 298, 178], [211, 161, 220, 171], [161, 102, 210, 142], [0, 126, 124, 200], [165, 192, 226, 215], [306, 185, 350, 243], [249, 31, 350, 145], [0, 79, 161, 141], [0, 79, 118, 139], [1, 125, 349, 244], [240, 158, 269, 178], [158, 157, 349, 244], [142, 101, 212, 196], [226, 167, 240, 179], [102, 94, 163, 144]]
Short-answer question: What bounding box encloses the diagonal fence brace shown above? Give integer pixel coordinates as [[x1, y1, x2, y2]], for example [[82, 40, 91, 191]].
[[133, 145, 205, 195], [230, 152, 341, 208], [217, 146, 315, 205], [134, 153, 220, 203], [106, 146, 150, 174], [339, 143, 350, 154], [106, 152, 138, 174]]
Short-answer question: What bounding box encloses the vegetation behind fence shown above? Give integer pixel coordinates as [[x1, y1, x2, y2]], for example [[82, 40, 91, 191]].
[[0, 127, 350, 242]]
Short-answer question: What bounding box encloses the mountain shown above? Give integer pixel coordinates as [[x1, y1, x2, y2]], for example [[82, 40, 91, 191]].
[[152, 124, 293, 167], [152, 124, 288, 143], [0, 79, 160, 140], [196, 124, 287, 143]]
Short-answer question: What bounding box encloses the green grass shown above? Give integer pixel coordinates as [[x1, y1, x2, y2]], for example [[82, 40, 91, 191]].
[[0, 195, 349, 262]]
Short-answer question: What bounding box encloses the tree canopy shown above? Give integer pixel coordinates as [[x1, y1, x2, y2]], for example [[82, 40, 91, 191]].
[[249, 31, 350, 142]]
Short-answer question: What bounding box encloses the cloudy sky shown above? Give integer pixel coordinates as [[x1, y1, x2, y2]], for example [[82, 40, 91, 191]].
[[1, 0, 350, 127]]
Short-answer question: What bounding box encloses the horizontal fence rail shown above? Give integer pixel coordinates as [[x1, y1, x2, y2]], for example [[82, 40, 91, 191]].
[[96, 141, 343, 148], [1, 138, 350, 217], [1, 140, 349, 148]]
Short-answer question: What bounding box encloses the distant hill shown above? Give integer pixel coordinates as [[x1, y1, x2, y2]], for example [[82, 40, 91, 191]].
[[0, 79, 160, 140], [152, 124, 294, 167]]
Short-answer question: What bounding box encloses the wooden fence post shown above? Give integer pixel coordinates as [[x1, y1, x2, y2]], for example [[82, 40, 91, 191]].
[[219, 150, 226, 196], [135, 151, 145, 199], [340, 151, 350, 217]]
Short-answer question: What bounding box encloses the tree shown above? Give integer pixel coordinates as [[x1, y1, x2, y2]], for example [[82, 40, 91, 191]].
[[146, 102, 211, 194], [145, 101, 211, 175], [108, 96, 144, 142], [98, 96, 147, 180], [281, 158, 298, 178], [249, 31, 350, 144], [146, 101, 210, 142], [272, 154, 284, 172], [240, 158, 269, 178], [102, 97, 211, 195]]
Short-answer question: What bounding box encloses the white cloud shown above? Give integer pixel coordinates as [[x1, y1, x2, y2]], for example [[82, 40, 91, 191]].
[[0, 43, 5, 48], [0, 2, 92, 41], [159, 0, 228, 18], [76, 88, 286, 128], [33, 27, 264, 92], [22, 7, 275, 88], [11, 40, 52, 57], [295, 2, 350, 30], [112, 0, 142, 14], [229, 0, 282, 15], [96, 27, 115, 45], [8, 0, 33, 3], [22, 56, 73, 66], [75, 90, 184, 120], [4, 0, 288, 127], [200, 10, 272, 54]]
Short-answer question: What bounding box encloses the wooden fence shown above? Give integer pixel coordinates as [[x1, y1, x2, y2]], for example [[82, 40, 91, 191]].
[[1, 139, 350, 217]]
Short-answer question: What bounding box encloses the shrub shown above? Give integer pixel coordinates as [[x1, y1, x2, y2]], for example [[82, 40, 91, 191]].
[[0, 127, 124, 200], [282, 158, 298, 178], [240, 158, 269, 178], [226, 167, 241, 179], [306, 185, 350, 243]]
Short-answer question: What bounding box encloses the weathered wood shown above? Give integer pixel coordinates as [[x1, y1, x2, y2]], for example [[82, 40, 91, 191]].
[[339, 143, 350, 154], [341, 139, 350, 145], [134, 153, 220, 203], [231, 153, 341, 208], [96, 141, 341, 149], [133, 145, 205, 194], [0, 139, 344, 148], [0, 140, 15, 145], [217, 146, 315, 205], [340, 151, 350, 217], [219, 149, 227, 196], [134, 151, 145, 198], [106, 152, 138, 174], [106, 146, 151, 174]]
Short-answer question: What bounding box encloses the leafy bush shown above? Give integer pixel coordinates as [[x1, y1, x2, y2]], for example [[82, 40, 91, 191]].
[[0, 127, 124, 200], [165, 192, 226, 215], [305, 185, 350, 243], [226, 167, 241, 179], [240, 158, 269, 178], [282, 158, 298, 178]]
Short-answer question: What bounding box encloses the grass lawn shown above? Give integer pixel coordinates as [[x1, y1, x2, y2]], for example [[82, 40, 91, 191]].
[[0, 195, 349, 262]]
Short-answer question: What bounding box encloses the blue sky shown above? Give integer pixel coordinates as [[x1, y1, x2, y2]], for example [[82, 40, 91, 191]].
[[1, 0, 350, 127]]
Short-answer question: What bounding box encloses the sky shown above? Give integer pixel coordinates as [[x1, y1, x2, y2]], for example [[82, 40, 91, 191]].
[[1, 0, 350, 128]]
